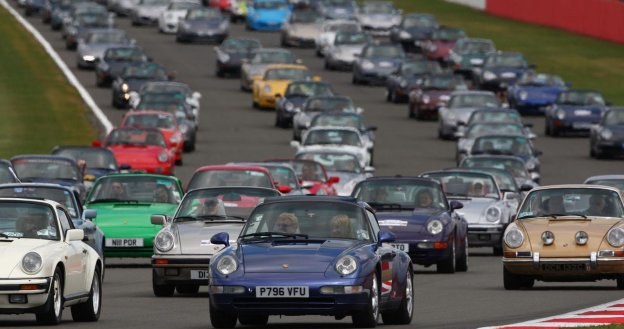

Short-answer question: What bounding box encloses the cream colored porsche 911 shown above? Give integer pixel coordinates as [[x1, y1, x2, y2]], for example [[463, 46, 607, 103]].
[[0, 198, 103, 324], [502, 185, 624, 290]]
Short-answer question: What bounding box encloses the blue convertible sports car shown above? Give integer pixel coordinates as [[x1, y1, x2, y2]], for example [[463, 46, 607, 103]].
[[545, 89, 609, 137], [507, 73, 568, 115], [245, 0, 291, 31], [352, 177, 468, 273], [208, 196, 414, 328]]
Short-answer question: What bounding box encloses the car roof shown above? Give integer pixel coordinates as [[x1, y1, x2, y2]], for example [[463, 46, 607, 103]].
[[529, 184, 622, 194], [10, 154, 78, 165], [194, 165, 272, 174], [584, 175, 624, 182]]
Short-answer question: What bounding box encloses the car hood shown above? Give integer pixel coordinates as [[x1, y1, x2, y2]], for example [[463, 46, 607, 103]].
[[186, 18, 224, 29], [518, 217, 620, 256], [558, 105, 604, 116], [403, 26, 434, 38], [254, 8, 289, 20], [262, 80, 291, 94], [0, 239, 57, 277], [240, 239, 360, 273], [175, 221, 244, 255], [449, 197, 500, 224], [106, 61, 136, 76], [514, 85, 562, 100], [376, 209, 447, 238], [447, 107, 479, 123], [85, 167, 117, 178], [81, 43, 127, 59], [87, 202, 176, 229], [122, 78, 152, 92]]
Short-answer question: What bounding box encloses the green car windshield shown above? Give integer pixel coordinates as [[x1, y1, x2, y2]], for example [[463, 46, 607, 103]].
[[88, 176, 181, 204]]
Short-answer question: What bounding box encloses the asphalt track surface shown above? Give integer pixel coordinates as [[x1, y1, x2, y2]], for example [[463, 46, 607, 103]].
[[1, 5, 624, 328]]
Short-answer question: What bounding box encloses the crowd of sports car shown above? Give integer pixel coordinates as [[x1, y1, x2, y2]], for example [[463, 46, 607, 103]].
[[3, 0, 624, 326]]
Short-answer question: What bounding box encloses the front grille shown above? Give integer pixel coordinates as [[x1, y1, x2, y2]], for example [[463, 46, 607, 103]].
[[233, 297, 335, 310]]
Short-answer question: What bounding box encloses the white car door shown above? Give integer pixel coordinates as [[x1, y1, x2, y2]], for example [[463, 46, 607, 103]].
[[57, 208, 89, 296]]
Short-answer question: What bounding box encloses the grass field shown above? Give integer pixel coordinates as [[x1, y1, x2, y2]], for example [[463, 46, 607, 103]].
[[394, 0, 624, 105], [0, 7, 95, 158]]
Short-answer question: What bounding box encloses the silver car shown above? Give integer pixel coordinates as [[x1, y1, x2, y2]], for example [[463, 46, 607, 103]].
[[151, 187, 281, 296], [459, 155, 539, 190], [292, 95, 362, 141], [240, 48, 299, 91], [130, 0, 171, 26], [76, 28, 134, 69], [584, 175, 624, 192], [437, 90, 501, 140], [421, 169, 517, 255], [295, 150, 374, 196], [355, 0, 402, 37], [291, 126, 372, 168], [315, 19, 361, 57], [324, 30, 370, 71], [280, 9, 323, 48], [455, 122, 536, 165]]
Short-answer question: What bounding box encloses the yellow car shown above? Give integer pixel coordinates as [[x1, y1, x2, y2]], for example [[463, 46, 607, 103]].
[[502, 184, 624, 290], [252, 64, 320, 109]]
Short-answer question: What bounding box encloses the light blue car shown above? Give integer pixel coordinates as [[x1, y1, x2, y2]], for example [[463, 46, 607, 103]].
[[245, 0, 291, 31]]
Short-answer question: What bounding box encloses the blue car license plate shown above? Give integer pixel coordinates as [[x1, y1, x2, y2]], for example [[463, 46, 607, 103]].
[[256, 286, 309, 298]]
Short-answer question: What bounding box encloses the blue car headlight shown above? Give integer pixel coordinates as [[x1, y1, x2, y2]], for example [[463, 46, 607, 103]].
[[335, 255, 357, 275], [556, 109, 566, 120], [216, 255, 238, 275], [519, 91, 528, 101], [427, 219, 443, 235], [600, 128, 613, 140]]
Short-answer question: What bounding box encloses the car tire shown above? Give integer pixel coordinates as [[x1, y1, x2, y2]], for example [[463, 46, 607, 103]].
[[493, 245, 503, 256], [436, 237, 456, 273], [456, 235, 469, 272], [152, 270, 175, 297], [352, 274, 379, 328], [616, 275, 624, 289], [408, 104, 415, 119], [36, 267, 64, 325], [176, 285, 199, 294], [275, 113, 282, 127], [381, 269, 413, 325], [352, 75, 359, 85], [252, 100, 259, 109], [503, 266, 534, 290], [389, 90, 398, 103], [71, 266, 102, 322], [210, 301, 237, 328], [238, 314, 269, 326]]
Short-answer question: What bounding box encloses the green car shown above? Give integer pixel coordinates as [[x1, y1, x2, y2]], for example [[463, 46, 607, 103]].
[[84, 173, 184, 257]]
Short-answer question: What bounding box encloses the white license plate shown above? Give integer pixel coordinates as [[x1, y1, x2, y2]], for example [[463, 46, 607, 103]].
[[105, 238, 143, 247], [190, 270, 210, 280], [501, 72, 516, 78], [574, 109, 591, 116], [391, 243, 409, 252], [573, 122, 591, 129], [256, 286, 309, 298]]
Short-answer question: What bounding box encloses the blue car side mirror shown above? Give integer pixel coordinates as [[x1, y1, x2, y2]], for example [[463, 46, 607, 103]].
[[378, 230, 395, 244], [449, 200, 463, 211], [211, 232, 230, 247]]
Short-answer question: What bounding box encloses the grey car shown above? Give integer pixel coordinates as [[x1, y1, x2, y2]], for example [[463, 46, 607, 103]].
[[470, 135, 542, 184], [280, 8, 323, 48], [324, 30, 371, 71], [584, 175, 624, 192], [151, 187, 281, 296], [239, 48, 300, 91], [295, 150, 374, 196], [459, 155, 539, 190], [355, 0, 402, 37], [76, 28, 134, 69], [455, 122, 536, 165], [421, 169, 517, 255], [589, 107, 624, 159], [292, 95, 362, 141], [437, 90, 501, 140], [130, 0, 171, 26]]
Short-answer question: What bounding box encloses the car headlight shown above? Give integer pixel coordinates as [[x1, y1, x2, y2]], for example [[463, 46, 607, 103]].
[[600, 128, 613, 140], [399, 80, 407, 88], [218, 52, 230, 63], [519, 91, 528, 101], [22, 252, 43, 274], [179, 123, 189, 134], [154, 231, 174, 252], [158, 152, 169, 162], [219, 20, 229, 30], [421, 95, 430, 104], [427, 219, 443, 235], [170, 135, 181, 144], [216, 255, 238, 275], [607, 227, 624, 247], [82, 55, 96, 62], [504, 228, 524, 248], [399, 30, 411, 39], [541, 231, 554, 245], [469, 58, 483, 66], [556, 109, 566, 120], [361, 60, 375, 71], [263, 85, 272, 94], [284, 101, 294, 111], [575, 231, 588, 245], [121, 83, 129, 92], [485, 206, 501, 222], [483, 71, 497, 81], [335, 255, 357, 275]]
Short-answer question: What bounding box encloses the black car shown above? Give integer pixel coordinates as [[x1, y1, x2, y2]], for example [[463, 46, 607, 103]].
[[476, 51, 533, 93], [64, 10, 112, 50], [590, 107, 624, 159], [352, 43, 407, 85], [214, 37, 262, 77], [385, 58, 442, 103], [275, 80, 335, 128], [0, 160, 21, 184], [10, 155, 87, 202], [389, 13, 438, 53], [134, 94, 198, 151], [111, 62, 173, 109], [176, 7, 230, 44], [95, 46, 150, 87], [132, 81, 202, 126]]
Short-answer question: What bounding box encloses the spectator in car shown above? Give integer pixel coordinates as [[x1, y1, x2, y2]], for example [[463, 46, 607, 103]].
[[329, 214, 353, 238], [108, 181, 128, 199], [301, 163, 319, 181], [153, 184, 171, 203], [585, 194, 614, 217], [415, 189, 434, 208], [541, 195, 565, 215], [273, 212, 299, 234]]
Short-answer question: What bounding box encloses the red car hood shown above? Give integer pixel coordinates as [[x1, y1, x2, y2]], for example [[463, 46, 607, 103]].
[[109, 145, 166, 165]]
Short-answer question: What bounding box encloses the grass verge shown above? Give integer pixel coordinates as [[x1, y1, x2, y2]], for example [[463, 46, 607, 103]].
[[394, 0, 624, 104], [0, 7, 96, 158]]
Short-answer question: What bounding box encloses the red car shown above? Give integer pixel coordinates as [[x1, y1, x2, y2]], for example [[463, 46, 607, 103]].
[[95, 127, 176, 175], [208, 0, 230, 11], [422, 26, 467, 63], [409, 73, 468, 120], [264, 159, 339, 196], [120, 111, 184, 165], [187, 165, 291, 193]]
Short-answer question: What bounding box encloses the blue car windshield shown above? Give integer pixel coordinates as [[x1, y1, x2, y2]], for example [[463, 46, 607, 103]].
[[518, 73, 564, 86], [603, 110, 624, 126], [557, 91, 605, 106], [242, 201, 372, 240]]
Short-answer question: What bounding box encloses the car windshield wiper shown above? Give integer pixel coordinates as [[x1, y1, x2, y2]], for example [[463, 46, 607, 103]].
[[174, 215, 198, 222], [88, 199, 139, 204], [367, 202, 410, 211], [547, 213, 588, 219], [0, 232, 10, 238], [239, 232, 309, 242]]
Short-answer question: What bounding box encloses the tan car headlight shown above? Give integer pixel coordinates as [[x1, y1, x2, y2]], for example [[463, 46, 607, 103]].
[[607, 227, 624, 247], [504, 228, 524, 248], [541, 231, 554, 245], [575, 231, 588, 245]]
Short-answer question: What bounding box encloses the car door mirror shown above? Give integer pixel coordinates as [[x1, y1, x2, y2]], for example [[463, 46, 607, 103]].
[[328, 176, 340, 184], [378, 229, 396, 244], [151, 214, 167, 225], [91, 140, 102, 147], [290, 140, 300, 148], [65, 229, 84, 242], [449, 200, 463, 211], [519, 184, 534, 192], [503, 192, 518, 201], [364, 166, 375, 174], [367, 126, 377, 131], [192, 91, 202, 100], [277, 185, 291, 194], [83, 209, 97, 220], [210, 232, 230, 247]]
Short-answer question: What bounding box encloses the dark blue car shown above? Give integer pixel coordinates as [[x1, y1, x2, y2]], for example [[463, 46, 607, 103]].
[[389, 13, 438, 53], [274, 80, 335, 128], [352, 177, 468, 273], [208, 196, 414, 328], [590, 107, 624, 159], [95, 46, 150, 87], [545, 90, 609, 137], [352, 43, 407, 85], [508, 73, 569, 115], [476, 51, 533, 93]]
